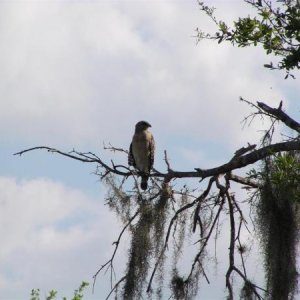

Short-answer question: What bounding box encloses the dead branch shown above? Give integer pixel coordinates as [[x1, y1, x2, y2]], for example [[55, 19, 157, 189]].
[[194, 140, 300, 179], [146, 177, 215, 293], [14, 140, 300, 182], [93, 209, 140, 291], [187, 192, 226, 282], [105, 275, 127, 300], [224, 179, 264, 299], [103, 142, 129, 154], [257, 101, 300, 133], [225, 189, 236, 300], [225, 172, 262, 188], [14, 146, 129, 176], [232, 143, 257, 158], [164, 150, 172, 172]]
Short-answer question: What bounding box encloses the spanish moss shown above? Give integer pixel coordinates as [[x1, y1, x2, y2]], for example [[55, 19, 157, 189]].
[[257, 153, 300, 300]]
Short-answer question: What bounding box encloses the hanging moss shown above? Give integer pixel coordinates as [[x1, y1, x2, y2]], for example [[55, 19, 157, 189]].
[[153, 183, 171, 299], [240, 280, 256, 300], [172, 190, 189, 266], [153, 182, 170, 256], [104, 175, 132, 224], [256, 153, 300, 300], [108, 180, 171, 299], [104, 176, 203, 298], [123, 202, 154, 299], [171, 270, 186, 300]]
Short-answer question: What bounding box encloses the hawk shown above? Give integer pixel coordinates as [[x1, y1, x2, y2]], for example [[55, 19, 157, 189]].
[[128, 121, 155, 190]]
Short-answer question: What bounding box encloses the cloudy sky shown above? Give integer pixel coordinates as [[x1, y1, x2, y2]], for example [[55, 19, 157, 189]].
[[1, 0, 300, 299]]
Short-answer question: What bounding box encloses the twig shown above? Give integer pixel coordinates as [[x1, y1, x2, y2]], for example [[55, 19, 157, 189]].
[[14, 140, 300, 181], [105, 276, 127, 300], [14, 146, 129, 177], [187, 193, 225, 282], [103, 142, 129, 154], [164, 150, 172, 172], [93, 209, 140, 291], [147, 177, 215, 293], [225, 190, 235, 300]]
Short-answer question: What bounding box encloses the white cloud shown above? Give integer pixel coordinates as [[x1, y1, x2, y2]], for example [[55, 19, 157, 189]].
[[0, 176, 122, 299], [0, 0, 293, 151]]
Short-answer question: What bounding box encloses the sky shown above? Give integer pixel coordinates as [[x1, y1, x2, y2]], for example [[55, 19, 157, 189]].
[[1, 0, 300, 299]]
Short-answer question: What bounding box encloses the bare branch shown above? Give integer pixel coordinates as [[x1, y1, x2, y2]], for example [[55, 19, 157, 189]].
[[14, 146, 129, 176], [187, 193, 225, 282], [225, 190, 236, 300], [93, 209, 140, 291], [103, 142, 129, 154], [257, 101, 300, 133], [232, 143, 257, 159], [233, 266, 266, 299], [147, 177, 215, 293], [105, 276, 127, 300], [192, 177, 216, 233], [14, 140, 300, 182], [226, 172, 262, 188], [195, 140, 300, 179], [164, 150, 172, 172]]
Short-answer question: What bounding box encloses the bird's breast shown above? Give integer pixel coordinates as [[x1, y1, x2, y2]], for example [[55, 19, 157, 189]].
[[132, 131, 152, 173]]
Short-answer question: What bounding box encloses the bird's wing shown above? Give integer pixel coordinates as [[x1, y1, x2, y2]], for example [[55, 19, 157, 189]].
[[128, 142, 136, 167], [148, 134, 155, 170]]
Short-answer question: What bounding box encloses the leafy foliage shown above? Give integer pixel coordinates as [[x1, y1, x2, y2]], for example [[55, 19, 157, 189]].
[[197, 0, 300, 77], [30, 282, 89, 300]]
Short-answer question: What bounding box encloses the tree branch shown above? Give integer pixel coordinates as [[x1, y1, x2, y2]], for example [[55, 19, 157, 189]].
[[257, 101, 300, 133], [195, 140, 300, 179], [147, 177, 215, 293], [105, 276, 127, 300], [93, 209, 140, 291], [226, 172, 262, 188], [225, 190, 236, 300], [14, 140, 300, 182], [14, 146, 130, 176]]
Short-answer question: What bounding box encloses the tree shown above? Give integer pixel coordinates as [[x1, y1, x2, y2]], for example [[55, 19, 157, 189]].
[[197, 0, 300, 78], [16, 103, 300, 299], [16, 1, 300, 299]]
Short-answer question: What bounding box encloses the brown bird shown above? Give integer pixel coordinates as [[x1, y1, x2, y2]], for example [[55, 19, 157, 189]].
[[128, 121, 155, 190]]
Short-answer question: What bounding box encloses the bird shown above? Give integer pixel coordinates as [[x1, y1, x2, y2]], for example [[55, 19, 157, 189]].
[[128, 121, 155, 190]]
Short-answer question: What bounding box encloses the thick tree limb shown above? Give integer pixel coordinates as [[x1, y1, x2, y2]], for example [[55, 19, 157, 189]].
[[225, 173, 262, 188], [14, 140, 300, 182], [257, 101, 300, 133], [194, 140, 300, 179]]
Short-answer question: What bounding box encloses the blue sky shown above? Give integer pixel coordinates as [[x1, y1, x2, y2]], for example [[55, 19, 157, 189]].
[[1, 0, 300, 299]]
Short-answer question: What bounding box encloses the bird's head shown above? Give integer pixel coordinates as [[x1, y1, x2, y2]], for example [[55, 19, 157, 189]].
[[135, 121, 152, 132]]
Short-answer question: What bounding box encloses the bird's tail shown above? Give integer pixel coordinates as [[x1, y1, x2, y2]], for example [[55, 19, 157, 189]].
[[141, 175, 149, 190]]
